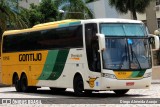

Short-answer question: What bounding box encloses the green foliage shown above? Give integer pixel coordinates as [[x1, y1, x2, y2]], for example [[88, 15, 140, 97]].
[[0, 0, 28, 40], [27, 3, 44, 26], [54, 0, 94, 19], [39, 0, 58, 21], [27, 0, 59, 27], [85, 0, 98, 3], [109, 0, 153, 20]]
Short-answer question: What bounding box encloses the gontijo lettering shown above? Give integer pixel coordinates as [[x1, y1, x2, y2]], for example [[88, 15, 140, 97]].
[[19, 53, 42, 61]]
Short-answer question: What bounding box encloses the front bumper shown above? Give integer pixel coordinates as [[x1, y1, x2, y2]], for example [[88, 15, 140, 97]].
[[101, 77, 151, 90]]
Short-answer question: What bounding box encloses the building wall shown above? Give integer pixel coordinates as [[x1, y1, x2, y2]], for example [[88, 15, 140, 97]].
[[132, 0, 160, 30], [88, 0, 120, 18], [19, 0, 41, 9]]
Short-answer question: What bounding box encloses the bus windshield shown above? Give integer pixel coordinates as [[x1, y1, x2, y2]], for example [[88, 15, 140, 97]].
[[100, 23, 151, 70], [100, 23, 147, 36]]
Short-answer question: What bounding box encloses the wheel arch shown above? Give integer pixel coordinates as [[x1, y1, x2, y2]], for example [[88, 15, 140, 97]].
[[73, 72, 84, 86]]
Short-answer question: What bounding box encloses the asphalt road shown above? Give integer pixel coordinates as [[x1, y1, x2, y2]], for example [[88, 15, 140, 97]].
[[0, 83, 160, 106]]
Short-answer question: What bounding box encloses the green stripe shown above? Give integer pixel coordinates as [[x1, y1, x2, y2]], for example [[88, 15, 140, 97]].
[[69, 21, 81, 26], [136, 70, 145, 77], [38, 50, 59, 80], [130, 71, 139, 78], [129, 70, 146, 78], [59, 24, 68, 27], [58, 21, 81, 28], [38, 49, 69, 80], [47, 49, 69, 80]]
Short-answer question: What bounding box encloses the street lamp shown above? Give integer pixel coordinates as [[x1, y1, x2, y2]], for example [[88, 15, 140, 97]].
[[58, 9, 85, 19]]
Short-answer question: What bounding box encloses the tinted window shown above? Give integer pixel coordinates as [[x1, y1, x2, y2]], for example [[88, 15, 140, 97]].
[[100, 23, 147, 36], [3, 25, 83, 53], [85, 23, 101, 72]]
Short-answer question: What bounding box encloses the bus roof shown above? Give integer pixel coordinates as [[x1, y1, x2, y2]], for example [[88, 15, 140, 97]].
[[81, 18, 142, 24], [3, 19, 81, 36], [3, 18, 142, 36]]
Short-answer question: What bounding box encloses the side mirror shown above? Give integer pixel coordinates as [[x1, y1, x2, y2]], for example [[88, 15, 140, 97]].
[[96, 33, 106, 51], [149, 34, 160, 50]]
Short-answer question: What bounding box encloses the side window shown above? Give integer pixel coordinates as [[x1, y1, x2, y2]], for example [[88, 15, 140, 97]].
[[85, 23, 101, 72], [3, 25, 83, 53], [38, 25, 83, 49]]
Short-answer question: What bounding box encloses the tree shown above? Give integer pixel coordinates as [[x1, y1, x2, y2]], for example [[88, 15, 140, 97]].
[[85, 0, 98, 3], [109, 0, 153, 20], [27, 3, 44, 26], [54, 0, 94, 19], [27, 0, 59, 27], [0, 0, 28, 36], [39, 0, 58, 22]]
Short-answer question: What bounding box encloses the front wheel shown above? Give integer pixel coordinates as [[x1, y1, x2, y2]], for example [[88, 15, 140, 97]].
[[73, 75, 85, 96], [113, 89, 129, 95], [50, 87, 66, 92], [20, 74, 29, 92]]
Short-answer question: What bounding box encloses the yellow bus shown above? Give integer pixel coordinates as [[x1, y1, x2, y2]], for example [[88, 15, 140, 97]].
[[1, 19, 159, 96]]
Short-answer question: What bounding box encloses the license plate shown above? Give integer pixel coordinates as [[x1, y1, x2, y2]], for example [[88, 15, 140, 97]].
[[126, 82, 134, 86]]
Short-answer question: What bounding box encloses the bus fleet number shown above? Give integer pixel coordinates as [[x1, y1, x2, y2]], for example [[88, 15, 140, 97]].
[[3, 56, 10, 61]]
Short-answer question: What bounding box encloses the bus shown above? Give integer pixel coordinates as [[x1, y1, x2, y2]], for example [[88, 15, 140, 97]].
[[1, 19, 159, 96]]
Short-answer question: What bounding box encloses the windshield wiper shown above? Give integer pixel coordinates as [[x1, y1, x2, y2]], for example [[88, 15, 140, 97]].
[[127, 39, 142, 70], [130, 45, 142, 70]]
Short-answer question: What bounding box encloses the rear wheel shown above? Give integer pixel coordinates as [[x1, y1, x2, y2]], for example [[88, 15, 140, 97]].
[[20, 74, 37, 92], [13, 75, 22, 92], [20, 74, 29, 92], [114, 89, 129, 95], [73, 75, 85, 96]]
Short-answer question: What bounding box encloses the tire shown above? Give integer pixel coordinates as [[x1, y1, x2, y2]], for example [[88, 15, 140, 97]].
[[50, 87, 66, 93], [84, 90, 92, 96], [73, 75, 85, 97], [13, 75, 22, 92], [28, 86, 37, 92], [114, 89, 129, 95], [15, 80, 22, 92], [20, 74, 29, 92]]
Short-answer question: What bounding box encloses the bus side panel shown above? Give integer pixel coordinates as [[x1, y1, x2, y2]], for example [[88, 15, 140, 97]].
[[36, 49, 70, 87], [36, 48, 101, 90], [65, 49, 101, 90], [1, 51, 48, 86], [1, 65, 13, 85]]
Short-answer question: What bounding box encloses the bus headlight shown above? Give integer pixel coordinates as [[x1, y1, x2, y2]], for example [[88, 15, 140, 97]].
[[143, 72, 152, 78], [102, 73, 116, 79]]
